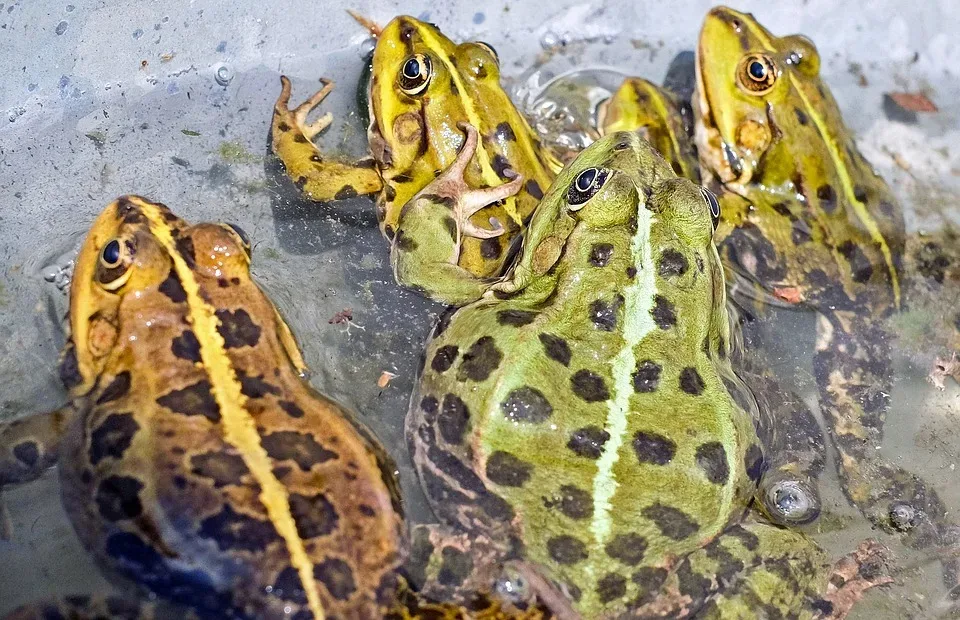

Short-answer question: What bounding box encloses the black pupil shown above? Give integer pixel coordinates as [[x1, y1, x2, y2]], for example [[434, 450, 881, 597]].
[[102, 240, 121, 264], [403, 57, 422, 80], [576, 169, 597, 192], [749, 60, 766, 80]]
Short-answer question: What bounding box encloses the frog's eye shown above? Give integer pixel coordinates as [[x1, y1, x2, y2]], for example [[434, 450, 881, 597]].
[[476, 41, 500, 64], [567, 167, 610, 210], [700, 187, 721, 230], [97, 237, 135, 291], [398, 53, 433, 96], [222, 222, 252, 257], [736, 54, 777, 95]]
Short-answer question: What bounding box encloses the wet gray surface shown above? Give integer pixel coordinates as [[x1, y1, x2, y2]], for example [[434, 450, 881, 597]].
[[2, 0, 960, 616]]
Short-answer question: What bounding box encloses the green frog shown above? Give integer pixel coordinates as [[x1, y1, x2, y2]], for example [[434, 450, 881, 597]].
[[0, 196, 542, 620], [406, 131, 886, 618], [272, 15, 559, 305], [693, 5, 953, 554]]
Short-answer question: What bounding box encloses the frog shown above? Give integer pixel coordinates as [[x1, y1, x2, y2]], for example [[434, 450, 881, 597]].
[[405, 131, 888, 618], [0, 195, 437, 619], [271, 15, 560, 305], [693, 5, 955, 561]]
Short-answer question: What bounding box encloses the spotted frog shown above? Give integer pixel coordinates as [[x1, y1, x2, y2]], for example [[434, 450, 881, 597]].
[[0, 196, 415, 619], [692, 7, 959, 560], [406, 132, 883, 618], [272, 15, 559, 305]]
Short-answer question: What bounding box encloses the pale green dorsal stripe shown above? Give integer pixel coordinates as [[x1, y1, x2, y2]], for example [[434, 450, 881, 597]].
[[590, 193, 657, 549]]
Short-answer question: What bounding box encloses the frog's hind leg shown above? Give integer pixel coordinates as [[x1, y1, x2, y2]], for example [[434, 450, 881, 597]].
[[643, 521, 890, 620], [271, 75, 383, 202], [814, 312, 959, 584], [391, 123, 523, 305], [4, 594, 176, 620]]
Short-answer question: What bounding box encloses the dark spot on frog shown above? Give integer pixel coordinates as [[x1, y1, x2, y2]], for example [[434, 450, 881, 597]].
[[215, 308, 262, 348], [811, 599, 836, 615], [589, 243, 614, 267], [175, 236, 196, 269], [745, 444, 765, 482], [771, 201, 796, 221], [525, 179, 544, 200], [679, 367, 706, 395], [314, 558, 357, 601], [642, 503, 699, 540], [199, 503, 280, 552], [658, 248, 688, 277], [816, 184, 837, 214], [626, 265, 637, 279], [547, 535, 588, 565], [442, 215, 457, 241], [478, 492, 516, 522], [501, 386, 553, 423], [651, 295, 677, 329], [497, 309, 537, 327], [878, 200, 897, 218], [632, 360, 662, 393], [278, 400, 305, 419], [915, 241, 951, 284], [491, 154, 512, 179], [567, 426, 610, 459], [420, 426, 488, 495], [261, 431, 337, 471], [395, 229, 418, 252], [538, 333, 571, 366], [853, 185, 868, 203], [791, 218, 813, 245], [171, 330, 201, 362], [837, 240, 875, 283], [59, 343, 82, 389], [630, 566, 668, 606], [438, 546, 473, 587], [456, 336, 503, 382], [605, 533, 648, 566], [276, 121, 291, 132], [480, 237, 502, 259], [89, 412, 140, 465], [695, 441, 730, 484], [726, 524, 760, 551], [420, 395, 439, 419], [272, 566, 307, 604], [289, 492, 339, 538], [293, 133, 310, 144], [159, 269, 187, 303], [596, 573, 627, 604], [485, 450, 533, 487], [721, 222, 787, 282], [794, 106, 809, 126], [571, 369, 610, 402], [95, 475, 144, 521], [494, 122, 517, 142], [543, 484, 593, 520], [439, 394, 470, 444], [156, 380, 221, 422], [384, 224, 396, 241], [13, 440, 40, 467], [674, 560, 712, 603], [237, 370, 281, 398], [632, 431, 677, 466], [432, 345, 459, 373], [190, 451, 248, 487]]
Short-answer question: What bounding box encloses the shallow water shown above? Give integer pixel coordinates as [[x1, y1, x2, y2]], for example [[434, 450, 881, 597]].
[[2, 0, 960, 617]]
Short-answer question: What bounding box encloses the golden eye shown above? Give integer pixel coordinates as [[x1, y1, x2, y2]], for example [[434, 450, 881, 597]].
[[97, 237, 134, 291], [700, 187, 721, 230], [736, 54, 778, 94], [567, 167, 610, 209], [398, 53, 432, 96]]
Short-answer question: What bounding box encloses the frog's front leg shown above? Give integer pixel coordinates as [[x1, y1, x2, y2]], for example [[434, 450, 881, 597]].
[[814, 313, 957, 561], [271, 76, 383, 202], [392, 123, 523, 305]]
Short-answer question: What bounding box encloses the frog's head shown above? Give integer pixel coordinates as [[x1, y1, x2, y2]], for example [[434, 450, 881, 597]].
[[695, 6, 821, 187], [368, 16, 502, 169], [65, 196, 251, 393]]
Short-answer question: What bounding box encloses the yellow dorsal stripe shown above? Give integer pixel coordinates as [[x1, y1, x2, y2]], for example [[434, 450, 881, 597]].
[[648, 88, 686, 168], [140, 202, 325, 620], [415, 25, 522, 224], [751, 27, 900, 307]]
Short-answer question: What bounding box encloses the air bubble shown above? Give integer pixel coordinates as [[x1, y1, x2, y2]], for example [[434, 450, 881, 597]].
[[214, 64, 233, 86]]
